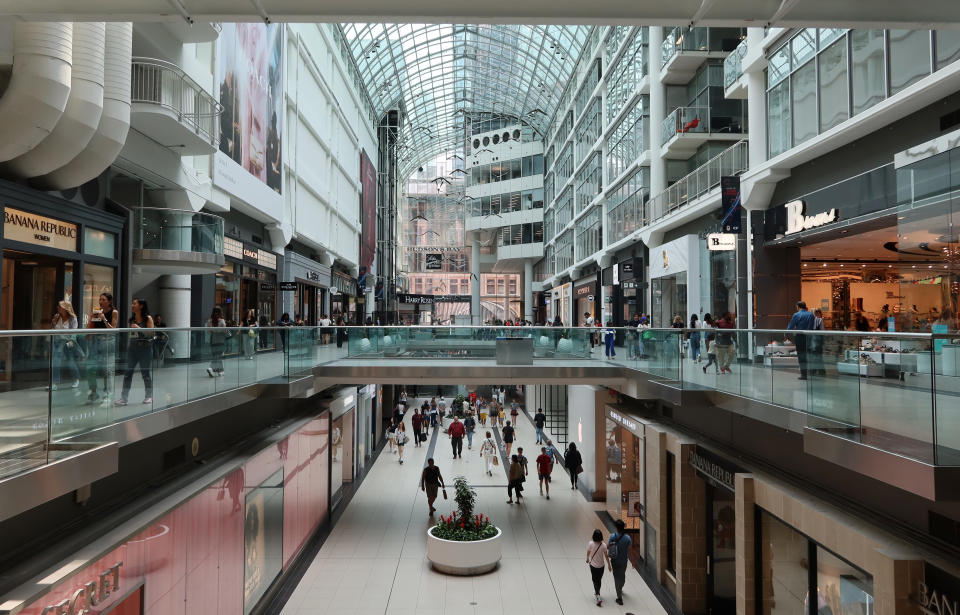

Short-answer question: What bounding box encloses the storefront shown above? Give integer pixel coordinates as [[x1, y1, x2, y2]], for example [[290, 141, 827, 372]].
[[282, 252, 331, 326], [0, 183, 124, 385], [573, 275, 598, 326], [603, 407, 648, 565], [649, 234, 701, 327], [757, 133, 960, 335], [3, 413, 330, 615], [397, 293, 471, 324], [330, 271, 357, 323], [547, 282, 572, 326], [216, 237, 280, 352], [328, 389, 357, 511], [616, 256, 645, 323]]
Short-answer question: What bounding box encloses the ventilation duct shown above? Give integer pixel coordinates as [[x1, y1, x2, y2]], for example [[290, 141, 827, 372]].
[[6, 22, 105, 178], [39, 22, 131, 191], [0, 22, 73, 162]]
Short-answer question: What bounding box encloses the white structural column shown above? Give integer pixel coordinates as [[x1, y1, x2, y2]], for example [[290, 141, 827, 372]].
[[746, 28, 767, 170], [471, 238, 481, 325], [157, 274, 191, 356], [647, 26, 666, 196], [523, 259, 533, 323]]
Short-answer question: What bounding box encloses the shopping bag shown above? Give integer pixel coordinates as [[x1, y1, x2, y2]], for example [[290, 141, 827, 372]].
[[442, 489, 448, 500], [493, 456, 499, 466]]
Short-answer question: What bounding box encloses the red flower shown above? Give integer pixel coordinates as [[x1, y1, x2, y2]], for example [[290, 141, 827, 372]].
[[459, 522, 465, 528]]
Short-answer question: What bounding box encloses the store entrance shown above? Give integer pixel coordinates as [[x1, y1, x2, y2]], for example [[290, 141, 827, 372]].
[[706, 484, 736, 615], [651, 272, 686, 327]]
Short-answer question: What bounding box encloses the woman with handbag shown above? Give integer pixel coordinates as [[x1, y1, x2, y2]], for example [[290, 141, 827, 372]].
[[50, 300, 80, 390], [586, 529, 612, 607], [480, 431, 498, 476], [116, 298, 154, 406], [86, 293, 119, 406], [565, 442, 583, 489]]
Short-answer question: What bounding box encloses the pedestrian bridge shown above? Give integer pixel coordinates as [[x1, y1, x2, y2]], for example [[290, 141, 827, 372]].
[[0, 325, 957, 518]]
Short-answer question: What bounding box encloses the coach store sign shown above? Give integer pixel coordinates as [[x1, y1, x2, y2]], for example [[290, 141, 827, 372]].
[[4, 207, 78, 252]]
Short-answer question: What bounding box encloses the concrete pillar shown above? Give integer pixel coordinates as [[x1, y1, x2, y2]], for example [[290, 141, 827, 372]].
[[158, 274, 191, 359], [523, 259, 533, 323], [746, 28, 767, 169], [471, 238, 481, 325], [648, 26, 667, 195]]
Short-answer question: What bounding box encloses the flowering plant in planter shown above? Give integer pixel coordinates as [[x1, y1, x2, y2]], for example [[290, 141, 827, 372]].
[[429, 477, 497, 541]]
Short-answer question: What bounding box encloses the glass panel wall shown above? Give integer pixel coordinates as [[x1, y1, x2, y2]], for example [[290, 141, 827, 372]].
[[575, 97, 602, 162], [607, 167, 649, 244], [575, 206, 602, 261], [576, 153, 602, 213], [889, 29, 931, 94]]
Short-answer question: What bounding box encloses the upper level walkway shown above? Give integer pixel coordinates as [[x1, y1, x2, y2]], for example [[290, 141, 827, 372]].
[[0, 325, 957, 515]]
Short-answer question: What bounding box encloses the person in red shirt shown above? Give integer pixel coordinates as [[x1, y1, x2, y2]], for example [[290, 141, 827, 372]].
[[448, 416, 466, 459], [536, 446, 554, 499]]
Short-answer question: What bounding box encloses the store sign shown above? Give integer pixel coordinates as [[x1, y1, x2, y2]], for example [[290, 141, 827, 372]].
[[4, 207, 78, 252], [243, 247, 259, 262], [707, 233, 737, 251], [278, 282, 297, 292], [608, 409, 639, 432], [259, 283, 275, 291], [574, 283, 594, 298], [41, 561, 123, 615], [306, 271, 320, 281], [785, 199, 838, 235], [425, 253, 443, 270], [398, 294, 471, 304], [916, 564, 960, 615], [688, 446, 740, 492]]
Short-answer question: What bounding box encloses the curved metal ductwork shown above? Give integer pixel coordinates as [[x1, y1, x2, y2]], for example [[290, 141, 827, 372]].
[[38, 22, 131, 191], [6, 22, 105, 178], [0, 22, 73, 162]]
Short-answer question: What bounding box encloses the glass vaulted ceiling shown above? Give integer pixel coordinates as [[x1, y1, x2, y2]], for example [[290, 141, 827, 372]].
[[341, 23, 592, 179]]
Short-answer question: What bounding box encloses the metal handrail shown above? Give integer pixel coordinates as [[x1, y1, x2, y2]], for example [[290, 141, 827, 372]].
[[723, 38, 749, 88], [646, 140, 748, 223], [661, 26, 710, 67], [660, 105, 711, 146], [130, 57, 222, 146]]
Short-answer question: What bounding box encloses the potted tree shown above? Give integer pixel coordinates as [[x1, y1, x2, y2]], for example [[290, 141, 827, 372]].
[[426, 477, 501, 575]]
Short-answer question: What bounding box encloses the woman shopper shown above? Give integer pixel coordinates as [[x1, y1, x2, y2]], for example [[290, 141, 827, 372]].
[[480, 431, 498, 476], [688, 314, 702, 363], [506, 454, 524, 504], [116, 298, 154, 406], [396, 421, 408, 464], [502, 420, 515, 457], [701, 313, 719, 374], [586, 529, 612, 607], [242, 309, 258, 360], [86, 293, 119, 406], [51, 300, 80, 390], [386, 418, 398, 453], [206, 307, 229, 377], [565, 442, 583, 489]]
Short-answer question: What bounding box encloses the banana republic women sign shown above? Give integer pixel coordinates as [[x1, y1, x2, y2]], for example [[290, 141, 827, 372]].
[[4, 207, 78, 252]]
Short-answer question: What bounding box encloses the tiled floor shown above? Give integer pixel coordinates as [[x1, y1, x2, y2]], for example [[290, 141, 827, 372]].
[[281, 401, 666, 615]]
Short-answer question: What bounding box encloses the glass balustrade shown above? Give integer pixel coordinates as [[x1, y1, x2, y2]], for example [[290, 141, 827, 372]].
[[0, 326, 954, 483]]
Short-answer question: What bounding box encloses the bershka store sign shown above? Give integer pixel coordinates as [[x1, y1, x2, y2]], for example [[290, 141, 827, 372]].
[[41, 562, 122, 615], [785, 199, 838, 235]]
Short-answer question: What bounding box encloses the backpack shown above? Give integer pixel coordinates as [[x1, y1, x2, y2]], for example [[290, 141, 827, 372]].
[[609, 533, 625, 562]]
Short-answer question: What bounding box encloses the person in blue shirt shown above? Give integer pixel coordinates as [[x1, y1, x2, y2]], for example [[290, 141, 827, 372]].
[[787, 301, 816, 380], [609, 519, 633, 605], [603, 321, 617, 359]]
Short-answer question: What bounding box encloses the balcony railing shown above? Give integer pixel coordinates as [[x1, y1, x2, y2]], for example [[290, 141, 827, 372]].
[[131, 57, 222, 147], [661, 26, 710, 67], [134, 207, 224, 255], [647, 140, 748, 222], [660, 106, 710, 145], [723, 38, 748, 88]]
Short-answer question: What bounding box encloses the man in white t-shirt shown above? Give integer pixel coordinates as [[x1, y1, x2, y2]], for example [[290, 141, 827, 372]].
[[584, 312, 595, 351]]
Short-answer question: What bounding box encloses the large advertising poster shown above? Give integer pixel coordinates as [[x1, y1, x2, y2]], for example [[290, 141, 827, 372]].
[[216, 23, 283, 194], [359, 150, 377, 277]]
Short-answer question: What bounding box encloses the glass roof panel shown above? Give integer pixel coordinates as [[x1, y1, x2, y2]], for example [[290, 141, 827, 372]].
[[341, 23, 593, 179]]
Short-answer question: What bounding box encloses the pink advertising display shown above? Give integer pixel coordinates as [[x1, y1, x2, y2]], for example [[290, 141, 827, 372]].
[[16, 418, 329, 615]]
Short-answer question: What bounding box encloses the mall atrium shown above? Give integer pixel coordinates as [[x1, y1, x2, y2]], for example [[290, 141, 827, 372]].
[[0, 2, 958, 614]]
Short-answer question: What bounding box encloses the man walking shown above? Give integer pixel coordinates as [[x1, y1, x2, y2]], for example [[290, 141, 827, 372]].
[[420, 458, 445, 515], [536, 446, 553, 498], [609, 519, 633, 605], [516, 447, 529, 483], [787, 301, 817, 380], [448, 416, 466, 459], [534, 408, 546, 444], [464, 412, 476, 449]]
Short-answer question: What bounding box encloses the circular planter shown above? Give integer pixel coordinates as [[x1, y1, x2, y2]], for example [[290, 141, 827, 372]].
[[441, 416, 454, 432], [556, 338, 573, 354], [538, 335, 551, 347], [427, 526, 502, 575]]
